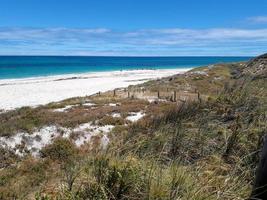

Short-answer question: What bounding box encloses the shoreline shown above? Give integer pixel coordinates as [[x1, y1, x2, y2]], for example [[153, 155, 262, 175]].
[[0, 68, 191, 110], [0, 68, 190, 84], [0, 67, 184, 81]]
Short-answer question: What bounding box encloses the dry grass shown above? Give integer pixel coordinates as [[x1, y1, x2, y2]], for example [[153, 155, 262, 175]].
[[0, 61, 266, 199]]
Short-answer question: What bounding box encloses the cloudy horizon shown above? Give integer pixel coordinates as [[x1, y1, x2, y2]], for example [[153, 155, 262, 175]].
[[1, 0, 267, 56]]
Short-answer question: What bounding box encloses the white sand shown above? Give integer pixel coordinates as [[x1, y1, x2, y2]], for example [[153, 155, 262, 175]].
[[0, 126, 71, 156], [0, 123, 114, 156], [126, 111, 145, 122], [111, 113, 121, 118], [83, 102, 96, 107], [73, 123, 114, 147], [53, 105, 77, 112], [0, 69, 190, 110], [52, 102, 96, 112]]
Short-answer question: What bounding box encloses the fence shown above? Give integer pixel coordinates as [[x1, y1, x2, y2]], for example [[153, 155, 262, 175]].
[[91, 87, 203, 104]]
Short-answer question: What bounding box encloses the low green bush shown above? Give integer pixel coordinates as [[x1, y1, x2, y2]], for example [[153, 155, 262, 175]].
[[40, 138, 78, 163]]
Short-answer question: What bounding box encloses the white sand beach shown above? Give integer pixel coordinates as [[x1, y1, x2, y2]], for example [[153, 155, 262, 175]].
[[0, 68, 190, 110]]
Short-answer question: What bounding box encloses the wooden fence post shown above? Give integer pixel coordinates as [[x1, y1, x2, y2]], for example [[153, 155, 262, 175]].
[[197, 92, 201, 103], [173, 91, 177, 102]]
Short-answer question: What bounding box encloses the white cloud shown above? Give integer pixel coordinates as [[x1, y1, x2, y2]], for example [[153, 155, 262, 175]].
[[248, 16, 267, 24], [0, 27, 266, 56]]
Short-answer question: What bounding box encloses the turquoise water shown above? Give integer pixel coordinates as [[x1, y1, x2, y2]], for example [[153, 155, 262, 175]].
[[0, 56, 252, 79]]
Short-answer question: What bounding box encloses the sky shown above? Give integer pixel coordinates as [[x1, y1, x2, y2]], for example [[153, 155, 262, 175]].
[[0, 0, 267, 56]]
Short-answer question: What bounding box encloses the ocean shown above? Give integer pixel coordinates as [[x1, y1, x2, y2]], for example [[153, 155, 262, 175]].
[[0, 56, 252, 79]]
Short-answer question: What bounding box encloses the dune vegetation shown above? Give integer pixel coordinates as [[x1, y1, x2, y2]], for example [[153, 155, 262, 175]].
[[0, 54, 266, 199]]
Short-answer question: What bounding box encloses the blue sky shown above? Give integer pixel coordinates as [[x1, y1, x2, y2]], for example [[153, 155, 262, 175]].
[[0, 0, 267, 56]]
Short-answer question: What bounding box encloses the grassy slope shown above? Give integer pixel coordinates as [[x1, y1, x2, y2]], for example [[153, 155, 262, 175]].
[[0, 59, 266, 199]]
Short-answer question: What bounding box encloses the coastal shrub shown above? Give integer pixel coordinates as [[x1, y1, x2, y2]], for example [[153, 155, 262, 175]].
[[40, 138, 78, 163], [150, 102, 201, 129], [98, 115, 125, 126], [77, 155, 145, 200], [61, 158, 83, 192], [35, 193, 52, 200], [0, 60, 266, 199], [19, 157, 49, 187], [0, 107, 50, 136], [74, 156, 215, 200], [0, 147, 19, 168], [0, 157, 51, 200]]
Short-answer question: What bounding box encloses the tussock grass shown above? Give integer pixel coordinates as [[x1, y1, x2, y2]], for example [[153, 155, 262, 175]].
[[0, 61, 266, 199]]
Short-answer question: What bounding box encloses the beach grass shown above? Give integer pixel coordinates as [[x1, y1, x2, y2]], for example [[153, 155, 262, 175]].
[[0, 60, 266, 199]]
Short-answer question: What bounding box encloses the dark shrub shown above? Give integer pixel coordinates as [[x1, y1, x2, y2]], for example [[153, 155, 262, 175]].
[[40, 138, 78, 163]]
